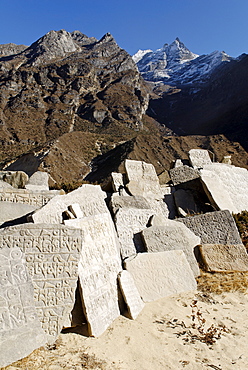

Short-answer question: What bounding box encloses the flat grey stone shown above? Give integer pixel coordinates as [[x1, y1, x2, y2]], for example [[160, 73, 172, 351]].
[[124, 251, 197, 302], [118, 270, 145, 319], [0, 247, 46, 367], [170, 165, 200, 186], [25, 171, 49, 191], [65, 213, 122, 337], [110, 195, 151, 215], [141, 221, 200, 276], [0, 224, 83, 343], [189, 149, 212, 168], [177, 210, 242, 245], [199, 244, 248, 272]]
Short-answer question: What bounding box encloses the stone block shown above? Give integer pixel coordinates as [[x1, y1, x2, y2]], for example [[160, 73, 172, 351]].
[[65, 213, 122, 337], [141, 221, 200, 276], [158, 170, 171, 185], [0, 188, 60, 208], [177, 210, 242, 245], [169, 165, 200, 186], [0, 224, 83, 342], [124, 251, 197, 302], [118, 270, 145, 319], [0, 247, 46, 367], [110, 195, 151, 215], [0, 171, 29, 189], [188, 149, 212, 168], [25, 171, 49, 191], [199, 244, 248, 272]]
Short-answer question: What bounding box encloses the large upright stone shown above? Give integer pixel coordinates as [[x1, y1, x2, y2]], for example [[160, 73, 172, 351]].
[[65, 213, 122, 337], [25, 171, 49, 191], [124, 251, 197, 302], [201, 163, 248, 213], [141, 221, 200, 276], [0, 247, 46, 367], [31, 184, 108, 224], [0, 224, 82, 342], [189, 149, 212, 169], [177, 210, 242, 245], [199, 244, 248, 272]]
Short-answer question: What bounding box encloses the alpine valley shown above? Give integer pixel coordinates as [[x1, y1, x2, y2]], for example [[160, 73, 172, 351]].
[[0, 30, 248, 186]]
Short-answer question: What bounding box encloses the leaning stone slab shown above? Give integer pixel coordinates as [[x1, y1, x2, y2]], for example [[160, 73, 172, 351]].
[[25, 171, 49, 191], [201, 163, 248, 213], [169, 165, 200, 186], [0, 224, 82, 343], [0, 201, 37, 227], [141, 221, 200, 276], [118, 270, 145, 319], [177, 210, 242, 245], [65, 213, 122, 337], [0, 247, 46, 367], [124, 251, 197, 303], [0, 170, 29, 188], [0, 188, 61, 208], [199, 244, 248, 272], [31, 184, 108, 224], [189, 149, 212, 169]]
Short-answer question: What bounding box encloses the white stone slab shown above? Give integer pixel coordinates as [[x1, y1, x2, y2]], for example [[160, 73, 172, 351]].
[[189, 149, 212, 169], [141, 221, 200, 276], [118, 270, 145, 319], [25, 171, 49, 191], [65, 213, 122, 337], [124, 251, 197, 302], [0, 224, 82, 342], [199, 244, 248, 272], [0, 201, 37, 227], [0, 247, 46, 367], [0, 188, 59, 208]]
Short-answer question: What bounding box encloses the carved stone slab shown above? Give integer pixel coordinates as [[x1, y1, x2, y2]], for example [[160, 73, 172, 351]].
[[110, 195, 151, 215], [0, 201, 37, 227], [124, 160, 163, 200], [31, 184, 108, 224], [199, 244, 248, 272], [188, 149, 212, 168], [0, 224, 82, 342], [177, 210, 242, 245], [124, 251, 197, 302], [141, 222, 200, 276], [118, 270, 145, 319], [65, 213, 122, 337], [169, 165, 200, 186], [0, 188, 58, 208], [114, 208, 155, 259], [0, 247, 46, 367], [201, 163, 248, 213]]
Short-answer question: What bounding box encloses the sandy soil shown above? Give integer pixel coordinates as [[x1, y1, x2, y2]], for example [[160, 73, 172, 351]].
[[4, 289, 248, 370]]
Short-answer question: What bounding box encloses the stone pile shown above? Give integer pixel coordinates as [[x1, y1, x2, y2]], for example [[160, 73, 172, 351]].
[[0, 153, 248, 367]]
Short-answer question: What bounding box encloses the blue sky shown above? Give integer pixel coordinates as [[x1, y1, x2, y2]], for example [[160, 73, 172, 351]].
[[1, 0, 248, 57]]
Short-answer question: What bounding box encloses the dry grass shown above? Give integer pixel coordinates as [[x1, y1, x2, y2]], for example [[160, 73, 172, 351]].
[[197, 270, 248, 294]]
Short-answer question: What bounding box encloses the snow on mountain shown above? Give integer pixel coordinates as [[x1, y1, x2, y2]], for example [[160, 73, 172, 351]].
[[133, 38, 234, 86]]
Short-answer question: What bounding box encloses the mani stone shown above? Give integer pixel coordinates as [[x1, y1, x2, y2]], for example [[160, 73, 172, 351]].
[[110, 195, 151, 215], [177, 210, 242, 245], [25, 171, 49, 191], [201, 163, 248, 213], [0, 188, 60, 208], [0, 224, 83, 342], [118, 270, 145, 319], [169, 165, 200, 186], [124, 251, 197, 303], [141, 221, 200, 277], [31, 184, 108, 224], [0, 247, 46, 367], [65, 213, 122, 337], [124, 159, 163, 200], [0, 171, 29, 189], [199, 244, 248, 272], [188, 149, 212, 169]]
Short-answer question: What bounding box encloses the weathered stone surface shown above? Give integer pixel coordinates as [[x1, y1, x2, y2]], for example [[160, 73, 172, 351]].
[[201, 163, 248, 213], [25, 171, 49, 191], [110, 195, 151, 215], [0, 224, 82, 342], [0, 188, 60, 208], [160, 185, 177, 219], [0, 201, 37, 227], [118, 270, 145, 319], [111, 172, 128, 195], [141, 221, 200, 276], [0, 171, 29, 189], [174, 189, 199, 215], [189, 149, 212, 168], [177, 210, 242, 245], [221, 156, 232, 165], [169, 165, 200, 186], [114, 208, 155, 259], [125, 160, 163, 200], [199, 244, 248, 272], [0, 247, 46, 367], [124, 251, 197, 302], [31, 184, 108, 224], [158, 170, 170, 185], [174, 159, 183, 167], [0, 180, 13, 189], [65, 213, 122, 337]]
